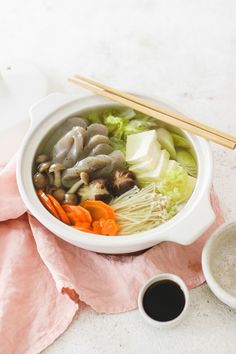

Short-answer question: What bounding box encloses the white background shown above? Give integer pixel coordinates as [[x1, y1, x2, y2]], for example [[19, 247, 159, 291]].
[[1, 1, 236, 353]]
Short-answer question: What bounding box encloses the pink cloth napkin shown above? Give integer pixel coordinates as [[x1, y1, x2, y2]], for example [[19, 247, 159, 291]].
[[0, 157, 224, 354]]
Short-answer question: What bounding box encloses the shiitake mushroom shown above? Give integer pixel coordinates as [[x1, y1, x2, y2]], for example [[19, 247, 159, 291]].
[[109, 170, 136, 196], [78, 179, 112, 203]]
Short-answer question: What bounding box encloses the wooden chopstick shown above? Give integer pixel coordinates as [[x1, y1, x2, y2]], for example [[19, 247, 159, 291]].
[[69, 76, 236, 149], [74, 74, 236, 145]]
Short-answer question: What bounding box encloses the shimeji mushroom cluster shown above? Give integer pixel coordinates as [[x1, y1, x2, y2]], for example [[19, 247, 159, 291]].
[[33, 118, 136, 206]]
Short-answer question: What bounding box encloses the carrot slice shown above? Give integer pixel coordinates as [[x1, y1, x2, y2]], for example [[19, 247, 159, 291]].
[[73, 222, 91, 229], [37, 190, 60, 220], [47, 194, 71, 225], [80, 200, 116, 221], [63, 204, 92, 225], [101, 219, 120, 236], [92, 218, 119, 236], [73, 225, 96, 234], [92, 219, 105, 234]]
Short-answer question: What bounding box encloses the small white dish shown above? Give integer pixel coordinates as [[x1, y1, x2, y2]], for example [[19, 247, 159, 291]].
[[138, 273, 189, 328], [202, 222, 236, 309]]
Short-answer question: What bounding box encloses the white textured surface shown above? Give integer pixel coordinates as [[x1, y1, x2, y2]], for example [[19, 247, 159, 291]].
[[1, 0, 236, 353]]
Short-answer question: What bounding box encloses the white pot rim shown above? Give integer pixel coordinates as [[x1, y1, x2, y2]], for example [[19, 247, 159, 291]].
[[16, 92, 215, 253]]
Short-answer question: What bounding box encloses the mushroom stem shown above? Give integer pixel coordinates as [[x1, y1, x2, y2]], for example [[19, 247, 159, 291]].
[[48, 173, 54, 185], [68, 179, 83, 194], [49, 163, 65, 188], [38, 161, 53, 185], [54, 171, 62, 188], [67, 172, 89, 194]]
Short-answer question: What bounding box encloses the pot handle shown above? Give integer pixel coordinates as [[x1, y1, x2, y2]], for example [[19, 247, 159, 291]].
[[29, 92, 77, 128], [163, 193, 216, 245]]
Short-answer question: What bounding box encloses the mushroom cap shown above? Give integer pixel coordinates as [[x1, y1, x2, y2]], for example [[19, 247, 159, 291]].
[[87, 123, 108, 138], [33, 172, 48, 189], [82, 135, 110, 157], [52, 188, 66, 202], [89, 143, 113, 156], [36, 154, 49, 164], [52, 126, 87, 168], [38, 161, 51, 173], [66, 117, 89, 130], [62, 155, 111, 183], [49, 163, 65, 173]]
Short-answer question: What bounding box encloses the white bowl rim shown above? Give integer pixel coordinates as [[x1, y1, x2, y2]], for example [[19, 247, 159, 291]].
[[202, 221, 236, 308], [138, 273, 189, 328]]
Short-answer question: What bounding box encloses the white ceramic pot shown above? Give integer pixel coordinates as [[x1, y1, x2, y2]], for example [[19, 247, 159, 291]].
[[16, 93, 215, 254]]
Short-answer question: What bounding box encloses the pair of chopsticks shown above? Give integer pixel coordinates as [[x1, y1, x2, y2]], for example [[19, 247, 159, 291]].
[[68, 75, 236, 149]]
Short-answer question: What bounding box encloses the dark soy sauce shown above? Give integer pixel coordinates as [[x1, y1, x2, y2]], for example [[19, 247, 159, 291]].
[[143, 280, 185, 322]]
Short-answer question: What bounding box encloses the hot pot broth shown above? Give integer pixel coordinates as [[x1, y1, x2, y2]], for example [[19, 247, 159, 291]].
[[33, 106, 198, 236]]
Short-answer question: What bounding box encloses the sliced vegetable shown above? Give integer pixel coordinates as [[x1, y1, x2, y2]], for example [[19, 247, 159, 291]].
[[88, 109, 159, 140], [37, 190, 60, 219], [87, 110, 102, 124], [80, 200, 116, 221], [63, 204, 92, 225], [73, 227, 95, 234], [92, 219, 119, 236], [47, 194, 71, 225], [92, 219, 105, 234], [171, 133, 190, 148], [156, 128, 176, 159], [182, 175, 197, 201], [124, 117, 157, 136], [73, 224, 95, 233], [157, 160, 196, 203], [104, 114, 128, 139], [119, 108, 136, 119], [110, 137, 126, 154], [100, 219, 120, 236], [176, 148, 197, 177]]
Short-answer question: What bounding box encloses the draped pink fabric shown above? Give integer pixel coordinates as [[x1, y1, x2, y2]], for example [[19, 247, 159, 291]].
[[0, 158, 224, 354]]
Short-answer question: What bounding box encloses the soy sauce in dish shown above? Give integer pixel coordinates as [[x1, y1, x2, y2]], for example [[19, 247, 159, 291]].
[[142, 280, 185, 322]]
